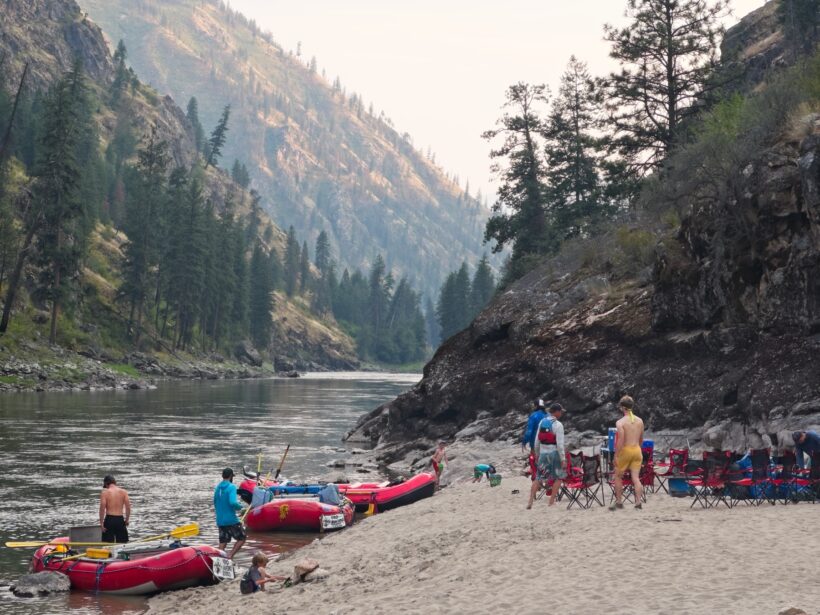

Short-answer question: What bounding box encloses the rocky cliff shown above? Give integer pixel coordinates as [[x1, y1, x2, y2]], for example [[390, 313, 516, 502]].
[[348, 5, 820, 460]]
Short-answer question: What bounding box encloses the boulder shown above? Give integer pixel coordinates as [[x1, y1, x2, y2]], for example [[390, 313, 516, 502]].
[[234, 341, 263, 367], [290, 558, 320, 585], [10, 571, 71, 597]]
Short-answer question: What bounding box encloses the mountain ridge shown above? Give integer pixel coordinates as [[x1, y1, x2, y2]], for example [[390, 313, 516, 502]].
[[80, 0, 494, 300]]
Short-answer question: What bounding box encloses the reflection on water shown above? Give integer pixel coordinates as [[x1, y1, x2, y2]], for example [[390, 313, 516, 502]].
[[0, 373, 418, 615]]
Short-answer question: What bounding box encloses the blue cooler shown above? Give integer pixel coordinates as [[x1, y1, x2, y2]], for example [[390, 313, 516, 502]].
[[668, 477, 690, 497], [607, 428, 617, 452]]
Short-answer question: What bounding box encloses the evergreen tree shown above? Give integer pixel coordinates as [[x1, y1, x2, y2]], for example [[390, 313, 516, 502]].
[[204, 104, 231, 168], [186, 97, 205, 154], [111, 40, 130, 105], [436, 262, 472, 341], [299, 240, 310, 292], [120, 125, 169, 344], [270, 246, 283, 291], [284, 225, 300, 296], [483, 83, 550, 280], [314, 230, 331, 277], [31, 62, 91, 344], [424, 296, 440, 349], [249, 243, 273, 349], [231, 159, 251, 188], [469, 255, 496, 318], [602, 0, 729, 173], [545, 56, 609, 238]]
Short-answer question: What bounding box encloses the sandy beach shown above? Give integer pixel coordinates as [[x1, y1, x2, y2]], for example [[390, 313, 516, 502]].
[[149, 454, 820, 615]]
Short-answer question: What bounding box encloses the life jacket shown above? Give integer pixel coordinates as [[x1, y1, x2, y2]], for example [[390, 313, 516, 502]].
[[537, 416, 557, 444]]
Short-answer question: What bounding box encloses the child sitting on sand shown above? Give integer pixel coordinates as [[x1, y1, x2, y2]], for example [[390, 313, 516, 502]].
[[240, 552, 286, 594], [431, 441, 448, 489]]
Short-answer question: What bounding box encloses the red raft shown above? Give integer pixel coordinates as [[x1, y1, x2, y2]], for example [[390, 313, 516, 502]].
[[31, 539, 224, 595], [245, 498, 355, 532], [338, 472, 436, 512], [240, 472, 437, 514]]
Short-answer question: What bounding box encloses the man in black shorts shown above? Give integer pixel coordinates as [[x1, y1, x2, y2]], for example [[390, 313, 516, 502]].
[[214, 468, 246, 558], [99, 475, 131, 543]]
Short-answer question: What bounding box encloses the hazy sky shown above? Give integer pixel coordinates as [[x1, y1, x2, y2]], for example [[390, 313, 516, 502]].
[[229, 0, 767, 199]]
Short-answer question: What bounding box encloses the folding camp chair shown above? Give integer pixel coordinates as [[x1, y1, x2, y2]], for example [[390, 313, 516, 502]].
[[687, 450, 731, 508], [727, 448, 771, 507], [639, 446, 656, 495], [791, 450, 820, 503], [563, 454, 604, 509], [655, 448, 689, 494]]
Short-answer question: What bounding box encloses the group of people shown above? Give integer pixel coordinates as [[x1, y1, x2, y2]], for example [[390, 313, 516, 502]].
[[519, 396, 818, 511], [521, 395, 645, 511]]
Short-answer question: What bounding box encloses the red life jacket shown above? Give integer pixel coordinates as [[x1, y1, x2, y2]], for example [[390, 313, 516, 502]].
[[537, 417, 557, 444]]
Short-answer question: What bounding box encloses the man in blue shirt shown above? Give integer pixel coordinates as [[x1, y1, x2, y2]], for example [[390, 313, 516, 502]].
[[214, 467, 246, 559], [792, 430, 820, 469], [521, 399, 546, 452]]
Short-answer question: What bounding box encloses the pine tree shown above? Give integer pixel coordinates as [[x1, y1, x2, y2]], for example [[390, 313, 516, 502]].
[[204, 105, 231, 168], [120, 125, 169, 344], [186, 97, 205, 154], [545, 56, 608, 239], [231, 159, 250, 188], [248, 244, 273, 349], [469, 255, 496, 318], [603, 0, 729, 173], [111, 40, 129, 105], [424, 296, 440, 349], [483, 83, 550, 280], [284, 226, 300, 296], [31, 62, 91, 344], [299, 240, 310, 292], [314, 230, 331, 277]]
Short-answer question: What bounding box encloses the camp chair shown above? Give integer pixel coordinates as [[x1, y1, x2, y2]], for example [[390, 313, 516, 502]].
[[687, 450, 732, 508], [790, 450, 820, 503], [639, 446, 656, 495], [563, 454, 604, 509], [655, 448, 689, 494], [727, 448, 771, 507]]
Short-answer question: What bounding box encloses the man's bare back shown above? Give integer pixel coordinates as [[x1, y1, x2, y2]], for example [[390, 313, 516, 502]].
[[100, 486, 129, 517], [616, 414, 644, 447]]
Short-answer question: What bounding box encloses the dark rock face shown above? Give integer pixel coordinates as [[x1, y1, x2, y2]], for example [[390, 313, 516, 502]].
[[653, 130, 820, 333], [234, 341, 263, 367], [10, 571, 70, 597]]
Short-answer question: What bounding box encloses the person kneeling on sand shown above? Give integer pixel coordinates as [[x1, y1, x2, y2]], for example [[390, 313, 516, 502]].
[[609, 396, 645, 511], [240, 552, 287, 594], [527, 402, 566, 509], [473, 463, 496, 482]]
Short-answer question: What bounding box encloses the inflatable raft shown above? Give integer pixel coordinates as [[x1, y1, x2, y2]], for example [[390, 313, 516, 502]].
[[239, 472, 437, 513], [244, 497, 355, 532], [31, 538, 224, 595]]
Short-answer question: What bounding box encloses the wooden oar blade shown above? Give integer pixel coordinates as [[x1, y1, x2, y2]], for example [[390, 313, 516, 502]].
[[5, 541, 48, 548]]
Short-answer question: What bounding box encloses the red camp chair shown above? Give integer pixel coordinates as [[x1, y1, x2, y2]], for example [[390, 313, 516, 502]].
[[655, 449, 689, 494], [639, 446, 656, 494], [687, 450, 732, 508], [727, 448, 771, 507], [563, 454, 604, 509], [790, 450, 820, 503]]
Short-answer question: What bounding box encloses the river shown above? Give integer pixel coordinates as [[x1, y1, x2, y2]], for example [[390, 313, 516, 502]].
[[0, 372, 418, 615]]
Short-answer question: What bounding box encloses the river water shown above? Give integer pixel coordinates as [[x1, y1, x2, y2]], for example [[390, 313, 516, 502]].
[[0, 372, 418, 615]]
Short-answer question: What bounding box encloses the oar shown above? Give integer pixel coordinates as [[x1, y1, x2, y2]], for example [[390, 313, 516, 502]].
[[5, 522, 199, 550], [274, 444, 290, 481]]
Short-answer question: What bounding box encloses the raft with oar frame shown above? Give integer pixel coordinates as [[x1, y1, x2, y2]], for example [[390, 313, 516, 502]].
[[239, 471, 437, 513], [29, 538, 224, 595]]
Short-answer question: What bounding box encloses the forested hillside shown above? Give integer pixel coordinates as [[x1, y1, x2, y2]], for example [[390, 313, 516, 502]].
[[0, 0, 360, 379], [80, 0, 491, 301]]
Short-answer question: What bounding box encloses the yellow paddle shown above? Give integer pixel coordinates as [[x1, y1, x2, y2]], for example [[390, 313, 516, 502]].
[[5, 522, 199, 549]]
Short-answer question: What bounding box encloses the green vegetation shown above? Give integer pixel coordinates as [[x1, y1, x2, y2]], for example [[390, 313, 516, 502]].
[[108, 363, 140, 377]]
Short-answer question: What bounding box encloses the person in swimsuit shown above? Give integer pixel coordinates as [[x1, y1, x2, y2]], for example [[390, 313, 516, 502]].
[[431, 441, 448, 490], [609, 395, 645, 511], [99, 475, 131, 543]]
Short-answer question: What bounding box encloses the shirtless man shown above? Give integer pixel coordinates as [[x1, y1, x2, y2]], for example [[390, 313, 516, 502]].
[[609, 396, 645, 511], [99, 475, 131, 543]]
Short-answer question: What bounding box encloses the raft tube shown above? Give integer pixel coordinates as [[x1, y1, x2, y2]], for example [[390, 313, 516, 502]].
[[244, 498, 355, 532], [30, 538, 224, 595]]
